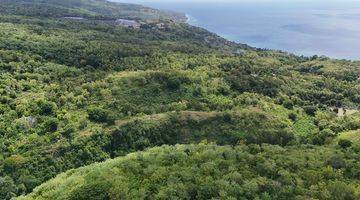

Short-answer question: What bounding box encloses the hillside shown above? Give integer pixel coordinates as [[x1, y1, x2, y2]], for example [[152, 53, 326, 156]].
[[0, 0, 359, 199], [18, 144, 360, 200], [0, 0, 186, 21]]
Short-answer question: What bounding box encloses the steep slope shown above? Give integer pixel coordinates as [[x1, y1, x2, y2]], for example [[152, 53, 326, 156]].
[[19, 144, 360, 200]]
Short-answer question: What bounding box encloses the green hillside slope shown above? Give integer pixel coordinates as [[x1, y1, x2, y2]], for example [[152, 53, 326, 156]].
[[0, 0, 185, 21], [0, 0, 359, 199], [19, 144, 360, 200]]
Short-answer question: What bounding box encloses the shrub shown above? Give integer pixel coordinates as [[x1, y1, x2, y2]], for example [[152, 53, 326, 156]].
[[42, 118, 59, 133], [61, 124, 76, 138], [69, 181, 111, 200], [37, 100, 57, 115], [303, 106, 317, 116], [283, 100, 294, 109], [288, 113, 297, 122], [326, 156, 346, 169], [338, 139, 352, 149], [88, 107, 114, 124], [89, 108, 107, 122], [312, 129, 334, 145], [3, 155, 26, 173], [0, 176, 17, 200], [166, 75, 182, 90]]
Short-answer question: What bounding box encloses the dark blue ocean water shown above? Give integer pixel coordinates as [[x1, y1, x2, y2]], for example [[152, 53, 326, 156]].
[[112, 0, 360, 60]]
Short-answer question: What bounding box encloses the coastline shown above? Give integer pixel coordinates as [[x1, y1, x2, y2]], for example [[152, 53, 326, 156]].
[[109, 0, 358, 60], [185, 14, 197, 25]]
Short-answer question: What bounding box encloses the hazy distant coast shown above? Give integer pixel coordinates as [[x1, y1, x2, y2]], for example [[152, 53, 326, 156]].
[[119, 0, 360, 60], [185, 14, 197, 24], [164, 10, 188, 23]]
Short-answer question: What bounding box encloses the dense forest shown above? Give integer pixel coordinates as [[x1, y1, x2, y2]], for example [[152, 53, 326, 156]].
[[0, 0, 359, 199]]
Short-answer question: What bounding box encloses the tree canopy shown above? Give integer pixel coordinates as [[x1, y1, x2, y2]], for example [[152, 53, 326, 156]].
[[0, 0, 358, 199]]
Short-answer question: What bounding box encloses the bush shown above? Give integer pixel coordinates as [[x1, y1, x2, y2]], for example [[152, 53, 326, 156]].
[[338, 139, 352, 149], [88, 107, 114, 124], [326, 156, 346, 169], [283, 100, 294, 109], [166, 75, 182, 90], [0, 176, 17, 200], [37, 100, 57, 115], [61, 124, 76, 138], [303, 106, 317, 116], [288, 113, 297, 122], [42, 118, 59, 133], [312, 129, 334, 145], [69, 181, 111, 200], [3, 155, 26, 173]]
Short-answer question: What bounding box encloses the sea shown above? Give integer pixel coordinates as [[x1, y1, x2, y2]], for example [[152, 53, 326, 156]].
[[111, 0, 360, 60]]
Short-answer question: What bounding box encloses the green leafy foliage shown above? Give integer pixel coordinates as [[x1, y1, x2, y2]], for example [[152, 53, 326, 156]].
[[19, 144, 360, 200], [338, 139, 353, 149], [0, 0, 358, 199]]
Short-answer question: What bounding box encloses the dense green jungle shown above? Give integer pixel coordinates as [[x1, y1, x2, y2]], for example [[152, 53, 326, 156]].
[[0, 0, 359, 199]]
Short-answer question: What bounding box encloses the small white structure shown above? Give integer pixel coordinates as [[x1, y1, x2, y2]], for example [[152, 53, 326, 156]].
[[115, 19, 140, 28], [156, 23, 165, 29]]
